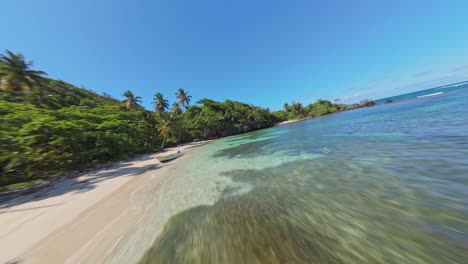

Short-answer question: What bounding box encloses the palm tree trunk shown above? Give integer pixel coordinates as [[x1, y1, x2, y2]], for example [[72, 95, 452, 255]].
[[161, 135, 167, 150]]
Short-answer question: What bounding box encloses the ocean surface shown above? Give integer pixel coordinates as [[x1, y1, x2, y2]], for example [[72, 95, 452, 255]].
[[374, 81, 468, 104], [113, 88, 468, 263]]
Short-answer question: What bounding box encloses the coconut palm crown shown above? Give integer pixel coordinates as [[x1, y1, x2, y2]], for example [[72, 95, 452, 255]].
[[171, 102, 183, 115], [175, 88, 192, 108], [122, 90, 142, 110], [0, 50, 47, 92], [153, 92, 169, 115]]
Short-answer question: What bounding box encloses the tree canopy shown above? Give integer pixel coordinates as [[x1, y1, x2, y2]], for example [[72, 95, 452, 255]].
[[153, 92, 169, 115], [0, 50, 373, 188], [0, 50, 47, 93], [0, 51, 280, 187], [176, 88, 191, 108], [273, 98, 375, 121], [122, 90, 142, 110]]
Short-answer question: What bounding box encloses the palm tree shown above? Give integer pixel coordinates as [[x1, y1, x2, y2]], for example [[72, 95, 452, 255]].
[[0, 50, 47, 93], [122, 90, 142, 110], [175, 88, 192, 109], [153, 92, 169, 115], [156, 114, 181, 149], [283, 103, 290, 112], [171, 102, 183, 115], [291, 102, 304, 116], [0, 72, 5, 90]]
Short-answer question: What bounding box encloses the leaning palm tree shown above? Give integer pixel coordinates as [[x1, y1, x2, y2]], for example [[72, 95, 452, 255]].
[[156, 114, 181, 149], [0, 50, 47, 93], [171, 102, 183, 115], [122, 90, 142, 110], [175, 88, 192, 109], [153, 92, 169, 116]]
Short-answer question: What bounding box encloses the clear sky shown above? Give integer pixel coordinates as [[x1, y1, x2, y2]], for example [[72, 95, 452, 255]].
[[2, 0, 468, 110]]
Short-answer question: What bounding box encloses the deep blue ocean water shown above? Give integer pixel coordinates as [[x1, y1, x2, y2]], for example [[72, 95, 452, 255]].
[[374, 81, 468, 104], [136, 88, 468, 263]]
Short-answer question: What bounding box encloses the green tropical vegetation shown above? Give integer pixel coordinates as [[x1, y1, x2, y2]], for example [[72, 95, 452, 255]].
[[273, 99, 375, 121], [171, 102, 183, 115], [153, 92, 169, 116], [0, 50, 374, 188], [175, 88, 192, 108], [0, 50, 280, 188], [122, 90, 142, 110], [0, 50, 47, 94]]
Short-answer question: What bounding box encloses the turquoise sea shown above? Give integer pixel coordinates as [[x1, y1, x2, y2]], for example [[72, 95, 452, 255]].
[[122, 88, 468, 263]]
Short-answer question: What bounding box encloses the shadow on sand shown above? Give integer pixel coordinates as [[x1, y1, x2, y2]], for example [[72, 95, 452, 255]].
[[0, 156, 164, 211]]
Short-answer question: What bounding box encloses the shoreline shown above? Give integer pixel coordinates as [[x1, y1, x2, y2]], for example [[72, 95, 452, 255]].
[[0, 140, 213, 264], [0, 141, 213, 195], [275, 117, 312, 126]]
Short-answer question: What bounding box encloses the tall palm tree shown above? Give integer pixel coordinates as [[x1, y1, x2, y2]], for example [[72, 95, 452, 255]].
[[0, 50, 47, 92], [153, 92, 169, 115], [156, 114, 181, 149], [175, 88, 192, 109], [122, 90, 142, 110], [283, 103, 290, 112], [171, 102, 183, 115]]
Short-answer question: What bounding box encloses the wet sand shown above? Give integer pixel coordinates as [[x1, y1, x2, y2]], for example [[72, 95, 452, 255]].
[[0, 141, 211, 264]]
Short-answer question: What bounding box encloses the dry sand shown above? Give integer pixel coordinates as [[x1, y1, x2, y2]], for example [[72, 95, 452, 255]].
[[274, 117, 312, 126], [0, 141, 211, 264]]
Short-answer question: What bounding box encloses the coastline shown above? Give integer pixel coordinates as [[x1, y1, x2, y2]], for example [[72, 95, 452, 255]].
[[275, 117, 312, 126], [0, 140, 213, 264]]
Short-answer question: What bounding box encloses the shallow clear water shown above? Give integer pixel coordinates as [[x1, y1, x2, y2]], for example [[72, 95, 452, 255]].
[[137, 89, 468, 263]]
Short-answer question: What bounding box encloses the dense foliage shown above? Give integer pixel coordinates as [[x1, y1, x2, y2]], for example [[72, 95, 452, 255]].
[[0, 50, 279, 187], [0, 50, 374, 187], [273, 99, 375, 121], [184, 99, 277, 139]]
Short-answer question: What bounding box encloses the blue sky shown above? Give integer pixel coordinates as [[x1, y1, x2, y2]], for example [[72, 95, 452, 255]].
[[2, 0, 468, 110]]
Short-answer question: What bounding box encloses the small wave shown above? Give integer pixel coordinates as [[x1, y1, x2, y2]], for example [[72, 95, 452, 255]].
[[438, 82, 468, 89], [417, 92, 444, 98]]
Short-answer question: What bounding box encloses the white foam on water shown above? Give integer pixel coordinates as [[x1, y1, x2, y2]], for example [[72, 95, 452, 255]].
[[417, 92, 444, 98]]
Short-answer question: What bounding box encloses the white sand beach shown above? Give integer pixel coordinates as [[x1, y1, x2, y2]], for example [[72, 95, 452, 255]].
[[275, 117, 312, 126], [0, 141, 210, 264]]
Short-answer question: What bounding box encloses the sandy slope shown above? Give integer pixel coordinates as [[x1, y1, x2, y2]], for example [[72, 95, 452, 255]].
[[0, 142, 209, 264]]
